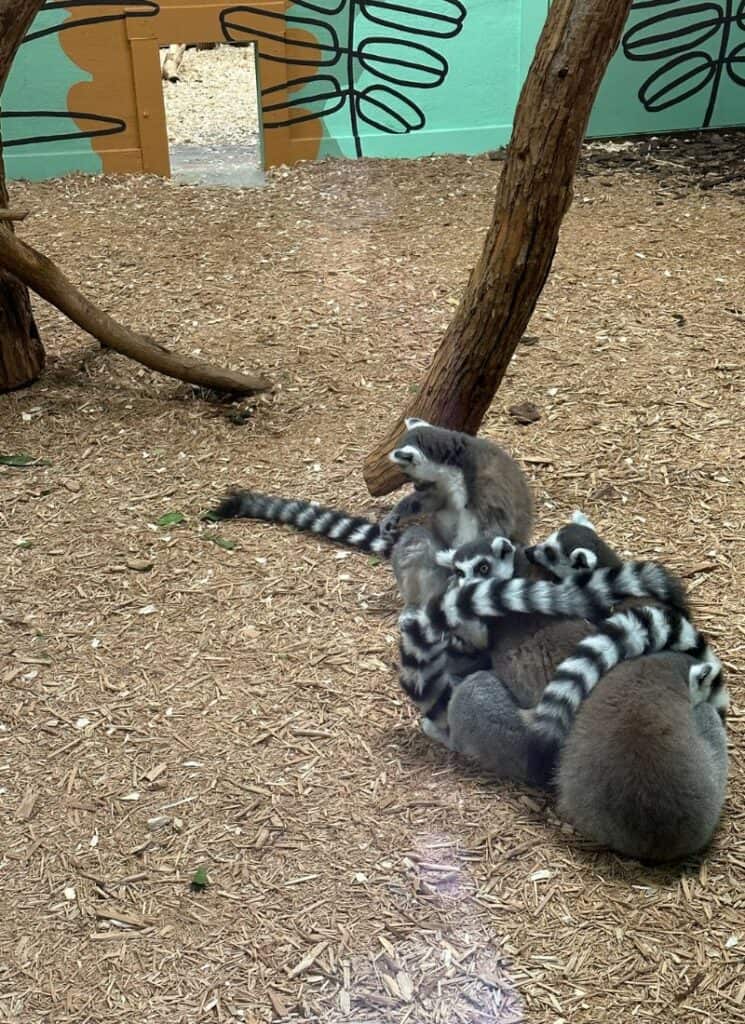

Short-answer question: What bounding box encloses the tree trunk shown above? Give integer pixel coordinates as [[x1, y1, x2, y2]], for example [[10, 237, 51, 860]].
[[363, 0, 635, 496], [0, 0, 45, 391]]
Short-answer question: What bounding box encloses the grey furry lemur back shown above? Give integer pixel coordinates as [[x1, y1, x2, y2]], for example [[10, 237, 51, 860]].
[[393, 520, 729, 862]]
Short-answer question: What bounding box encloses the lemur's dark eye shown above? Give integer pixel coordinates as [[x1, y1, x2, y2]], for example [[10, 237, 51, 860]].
[[477, 562, 491, 576], [455, 568, 465, 579], [544, 547, 557, 564]]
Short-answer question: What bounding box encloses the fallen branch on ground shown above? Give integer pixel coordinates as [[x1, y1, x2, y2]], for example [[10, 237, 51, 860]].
[[0, 225, 272, 394]]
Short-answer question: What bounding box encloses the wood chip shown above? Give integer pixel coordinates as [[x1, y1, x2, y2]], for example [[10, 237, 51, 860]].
[[16, 787, 38, 821]]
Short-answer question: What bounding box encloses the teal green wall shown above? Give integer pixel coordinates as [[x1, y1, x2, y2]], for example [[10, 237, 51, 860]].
[[2, 8, 101, 181], [300, 0, 524, 159], [591, 0, 745, 136], [284, 0, 745, 159], [2, 1, 744, 180]]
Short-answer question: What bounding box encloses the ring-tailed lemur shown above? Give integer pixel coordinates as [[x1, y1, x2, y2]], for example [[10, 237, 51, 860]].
[[382, 418, 533, 547], [425, 554, 686, 634], [397, 533, 518, 725], [394, 524, 729, 862], [524, 511, 622, 577], [210, 420, 534, 556], [401, 520, 721, 746], [521, 514, 726, 767], [397, 530, 693, 728], [403, 601, 723, 741]]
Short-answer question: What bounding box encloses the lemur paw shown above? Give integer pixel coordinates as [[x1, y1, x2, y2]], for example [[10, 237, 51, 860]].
[[380, 509, 401, 537], [421, 716, 451, 747]]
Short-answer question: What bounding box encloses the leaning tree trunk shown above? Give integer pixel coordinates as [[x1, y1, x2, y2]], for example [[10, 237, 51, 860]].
[[0, 0, 45, 391], [364, 0, 635, 495]]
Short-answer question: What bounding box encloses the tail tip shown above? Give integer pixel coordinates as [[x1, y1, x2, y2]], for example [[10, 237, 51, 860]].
[[526, 736, 560, 789], [211, 491, 244, 520]]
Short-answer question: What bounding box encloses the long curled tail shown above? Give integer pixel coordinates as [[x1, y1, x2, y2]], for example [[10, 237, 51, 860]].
[[211, 490, 393, 556], [526, 606, 725, 785], [397, 609, 453, 728], [425, 559, 688, 633]]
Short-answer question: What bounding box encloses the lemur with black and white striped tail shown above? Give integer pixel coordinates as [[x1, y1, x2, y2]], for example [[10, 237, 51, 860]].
[[394, 520, 728, 862], [210, 419, 533, 554]]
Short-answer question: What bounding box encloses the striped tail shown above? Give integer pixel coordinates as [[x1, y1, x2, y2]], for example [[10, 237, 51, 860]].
[[526, 606, 723, 784], [425, 574, 614, 634], [593, 561, 689, 616], [211, 490, 393, 556], [423, 559, 690, 635], [398, 609, 453, 728]]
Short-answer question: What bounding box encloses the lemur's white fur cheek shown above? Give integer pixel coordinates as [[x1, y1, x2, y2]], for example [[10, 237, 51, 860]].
[[390, 444, 424, 466], [405, 417, 432, 430], [491, 536, 515, 557]]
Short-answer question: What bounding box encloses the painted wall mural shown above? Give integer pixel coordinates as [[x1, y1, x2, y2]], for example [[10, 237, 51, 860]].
[[622, 0, 745, 125], [1, 0, 743, 181], [220, 1, 468, 157]]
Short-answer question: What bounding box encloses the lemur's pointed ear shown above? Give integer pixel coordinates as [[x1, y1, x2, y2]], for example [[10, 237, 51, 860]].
[[435, 549, 455, 568], [689, 662, 715, 687], [569, 548, 597, 572], [491, 536, 515, 559], [404, 417, 431, 430], [571, 510, 596, 533]]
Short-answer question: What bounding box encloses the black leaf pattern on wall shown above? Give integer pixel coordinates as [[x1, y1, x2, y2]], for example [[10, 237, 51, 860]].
[[2, 1, 150, 149], [221, 0, 467, 156], [622, 0, 745, 127]]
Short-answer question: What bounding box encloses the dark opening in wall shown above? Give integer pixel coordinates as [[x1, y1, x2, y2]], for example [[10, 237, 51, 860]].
[[160, 42, 264, 187]]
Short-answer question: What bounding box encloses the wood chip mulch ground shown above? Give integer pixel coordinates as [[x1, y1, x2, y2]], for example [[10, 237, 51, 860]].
[[1, 134, 744, 1023]]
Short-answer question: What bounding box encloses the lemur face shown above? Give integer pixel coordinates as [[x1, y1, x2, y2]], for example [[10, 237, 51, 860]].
[[524, 511, 598, 579], [389, 443, 430, 481], [388, 419, 468, 488], [437, 535, 516, 584]]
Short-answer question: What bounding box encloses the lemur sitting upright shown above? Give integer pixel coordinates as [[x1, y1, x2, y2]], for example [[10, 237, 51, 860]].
[[210, 419, 533, 555]]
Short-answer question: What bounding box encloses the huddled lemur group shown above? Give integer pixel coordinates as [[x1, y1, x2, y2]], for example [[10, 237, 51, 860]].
[[212, 420, 729, 863]]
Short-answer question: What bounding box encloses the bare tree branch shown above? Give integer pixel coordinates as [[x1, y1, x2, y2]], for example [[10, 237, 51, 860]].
[[0, 224, 272, 394]]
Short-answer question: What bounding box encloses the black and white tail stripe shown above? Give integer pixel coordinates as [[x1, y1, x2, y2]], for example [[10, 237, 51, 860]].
[[421, 559, 687, 637], [211, 490, 393, 556], [398, 561, 689, 710], [398, 610, 453, 727], [527, 605, 725, 778], [397, 559, 694, 731]]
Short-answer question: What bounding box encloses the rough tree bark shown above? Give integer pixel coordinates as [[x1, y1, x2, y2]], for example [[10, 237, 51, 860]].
[[363, 0, 635, 496], [0, 0, 45, 391]]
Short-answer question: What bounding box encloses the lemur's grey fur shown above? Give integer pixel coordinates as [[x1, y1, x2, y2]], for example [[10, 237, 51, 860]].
[[210, 420, 533, 558], [521, 514, 725, 763], [524, 511, 622, 577], [394, 521, 729, 862], [382, 418, 533, 547]]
